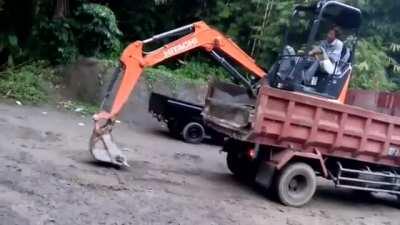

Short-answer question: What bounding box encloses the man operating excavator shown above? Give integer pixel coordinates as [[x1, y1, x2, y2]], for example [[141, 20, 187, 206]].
[[281, 25, 344, 90]]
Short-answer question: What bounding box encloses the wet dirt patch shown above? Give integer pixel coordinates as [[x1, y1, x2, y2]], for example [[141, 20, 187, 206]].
[[173, 152, 202, 163], [17, 127, 62, 142], [0, 205, 30, 225], [0, 118, 7, 124], [3, 151, 35, 165]]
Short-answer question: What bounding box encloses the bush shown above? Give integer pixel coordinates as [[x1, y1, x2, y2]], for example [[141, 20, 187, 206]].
[[147, 61, 228, 82], [32, 19, 79, 64], [173, 61, 228, 81], [0, 34, 22, 65], [30, 4, 121, 64], [73, 3, 122, 58], [0, 61, 54, 103], [351, 40, 397, 91]]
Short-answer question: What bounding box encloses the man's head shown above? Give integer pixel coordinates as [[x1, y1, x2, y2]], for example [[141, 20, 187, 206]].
[[326, 26, 341, 43]]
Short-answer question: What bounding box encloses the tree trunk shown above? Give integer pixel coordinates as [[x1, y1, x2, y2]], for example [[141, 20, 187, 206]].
[[53, 0, 69, 19]]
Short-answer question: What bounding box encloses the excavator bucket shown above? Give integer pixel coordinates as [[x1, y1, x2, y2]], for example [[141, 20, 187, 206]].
[[203, 79, 256, 139], [89, 124, 129, 167], [89, 100, 129, 167], [88, 66, 130, 167]]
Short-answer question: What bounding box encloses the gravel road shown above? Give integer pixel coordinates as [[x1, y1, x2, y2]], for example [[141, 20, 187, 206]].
[[0, 103, 399, 225]]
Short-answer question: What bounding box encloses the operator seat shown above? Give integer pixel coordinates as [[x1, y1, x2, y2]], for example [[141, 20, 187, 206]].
[[269, 46, 353, 100], [315, 47, 352, 97]]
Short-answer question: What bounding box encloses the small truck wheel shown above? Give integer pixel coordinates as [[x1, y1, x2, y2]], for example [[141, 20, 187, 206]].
[[276, 162, 316, 207], [182, 122, 205, 144]]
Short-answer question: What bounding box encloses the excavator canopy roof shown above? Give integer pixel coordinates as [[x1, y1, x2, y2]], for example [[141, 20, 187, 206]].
[[295, 1, 362, 30], [319, 1, 362, 29]]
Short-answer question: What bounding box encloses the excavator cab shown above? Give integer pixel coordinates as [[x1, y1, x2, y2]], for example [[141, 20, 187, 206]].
[[268, 1, 362, 102]]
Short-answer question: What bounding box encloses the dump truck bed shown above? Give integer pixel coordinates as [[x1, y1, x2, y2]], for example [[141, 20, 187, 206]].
[[204, 81, 400, 168]]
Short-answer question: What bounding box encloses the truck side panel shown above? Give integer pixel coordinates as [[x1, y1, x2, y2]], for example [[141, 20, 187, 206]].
[[149, 92, 203, 122], [251, 86, 400, 168]]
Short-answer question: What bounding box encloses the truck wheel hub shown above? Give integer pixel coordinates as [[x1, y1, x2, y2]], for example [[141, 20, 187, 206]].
[[288, 175, 307, 194]]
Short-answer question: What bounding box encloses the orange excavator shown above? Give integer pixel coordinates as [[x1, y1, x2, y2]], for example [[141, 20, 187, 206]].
[[89, 21, 267, 166], [89, 1, 361, 167]]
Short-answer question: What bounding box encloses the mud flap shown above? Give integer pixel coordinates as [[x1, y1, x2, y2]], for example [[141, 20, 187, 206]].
[[89, 130, 129, 167], [255, 163, 276, 190]]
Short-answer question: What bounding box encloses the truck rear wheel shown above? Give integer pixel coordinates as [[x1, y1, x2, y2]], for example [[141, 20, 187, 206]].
[[227, 150, 241, 176], [182, 122, 205, 144], [276, 162, 316, 207], [226, 150, 257, 182]]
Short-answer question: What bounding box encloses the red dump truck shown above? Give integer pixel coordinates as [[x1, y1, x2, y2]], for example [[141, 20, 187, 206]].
[[204, 80, 400, 207], [202, 1, 400, 207]]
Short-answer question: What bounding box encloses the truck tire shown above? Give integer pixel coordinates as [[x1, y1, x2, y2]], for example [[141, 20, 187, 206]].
[[182, 122, 205, 144], [226, 150, 257, 182], [226, 150, 241, 176], [276, 162, 316, 207]]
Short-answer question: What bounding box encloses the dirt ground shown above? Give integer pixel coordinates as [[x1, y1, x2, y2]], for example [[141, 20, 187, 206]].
[[0, 102, 399, 225]]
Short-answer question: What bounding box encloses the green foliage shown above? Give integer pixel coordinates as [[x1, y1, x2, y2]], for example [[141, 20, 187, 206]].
[[0, 34, 22, 65], [27, 3, 121, 64], [172, 61, 228, 81], [351, 40, 395, 91], [249, 0, 297, 66], [347, 0, 400, 89], [32, 19, 78, 64], [145, 65, 207, 96], [2, 0, 400, 92], [73, 3, 122, 57], [0, 61, 54, 103], [146, 61, 228, 82], [206, 0, 314, 67]]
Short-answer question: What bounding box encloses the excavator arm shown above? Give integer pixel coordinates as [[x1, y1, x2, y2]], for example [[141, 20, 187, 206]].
[[90, 21, 267, 166]]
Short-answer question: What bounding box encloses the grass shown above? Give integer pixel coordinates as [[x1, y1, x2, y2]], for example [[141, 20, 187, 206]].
[[144, 61, 228, 94], [58, 100, 99, 116], [0, 59, 227, 106], [146, 61, 228, 82], [0, 61, 55, 104], [0, 61, 99, 115]]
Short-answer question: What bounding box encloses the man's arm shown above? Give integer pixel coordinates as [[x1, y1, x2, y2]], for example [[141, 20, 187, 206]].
[[322, 40, 343, 63]]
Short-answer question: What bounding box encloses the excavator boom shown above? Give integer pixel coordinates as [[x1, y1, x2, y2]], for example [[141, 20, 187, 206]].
[[89, 21, 267, 166]]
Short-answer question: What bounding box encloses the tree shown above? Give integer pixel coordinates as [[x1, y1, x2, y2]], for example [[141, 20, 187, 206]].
[[346, 0, 400, 90], [0, 0, 399, 92]]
